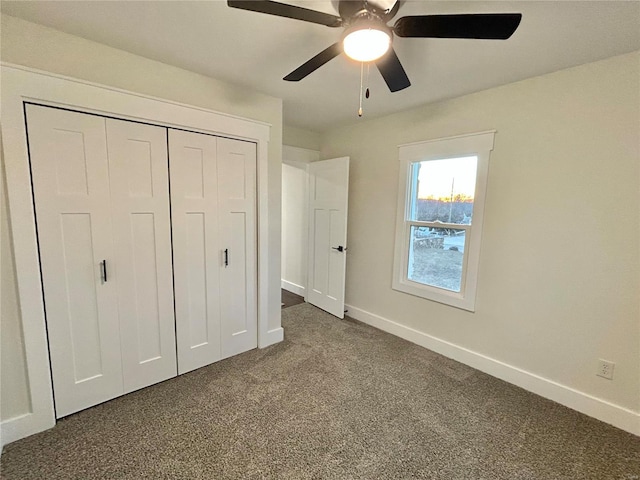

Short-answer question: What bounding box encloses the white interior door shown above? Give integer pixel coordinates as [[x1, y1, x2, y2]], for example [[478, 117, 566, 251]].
[[217, 137, 258, 359], [105, 119, 177, 393], [169, 129, 222, 374], [306, 157, 350, 318], [26, 105, 124, 417]]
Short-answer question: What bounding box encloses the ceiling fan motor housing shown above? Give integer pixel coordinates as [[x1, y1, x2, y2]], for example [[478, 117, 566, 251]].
[[338, 0, 400, 23], [342, 15, 393, 63]]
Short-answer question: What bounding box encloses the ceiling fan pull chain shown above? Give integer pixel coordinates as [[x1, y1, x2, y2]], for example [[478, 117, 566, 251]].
[[365, 63, 371, 99], [358, 61, 364, 117]]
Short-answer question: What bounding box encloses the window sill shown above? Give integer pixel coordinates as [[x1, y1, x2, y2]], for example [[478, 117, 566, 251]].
[[392, 277, 476, 312]]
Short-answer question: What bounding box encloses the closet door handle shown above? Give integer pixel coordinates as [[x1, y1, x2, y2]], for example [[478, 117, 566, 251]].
[[101, 260, 108, 283], [224, 249, 229, 268]]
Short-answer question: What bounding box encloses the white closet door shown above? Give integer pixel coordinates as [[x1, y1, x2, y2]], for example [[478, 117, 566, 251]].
[[26, 105, 123, 417], [217, 138, 258, 359], [168, 129, 222, 374], [105, 119, 177, 393]]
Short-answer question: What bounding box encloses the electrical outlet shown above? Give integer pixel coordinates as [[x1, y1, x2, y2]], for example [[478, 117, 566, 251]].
[[596, 359, 615, 380]]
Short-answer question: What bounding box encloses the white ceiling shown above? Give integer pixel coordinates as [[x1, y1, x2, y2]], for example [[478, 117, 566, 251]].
[[2, 1, 639, 132]]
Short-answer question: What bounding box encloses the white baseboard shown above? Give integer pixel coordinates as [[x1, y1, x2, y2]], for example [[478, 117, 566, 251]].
[[281, 279, 305, 297], [1, 411, 55, 449], [260, 327, 284, 348], [345, 303, 640, 437], [1, 414, 30, 449]]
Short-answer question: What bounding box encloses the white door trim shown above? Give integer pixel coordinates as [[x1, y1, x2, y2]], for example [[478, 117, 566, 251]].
[[0, 63, 279, 446]]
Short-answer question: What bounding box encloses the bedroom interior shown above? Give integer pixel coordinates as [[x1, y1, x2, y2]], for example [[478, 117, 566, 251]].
[[1, 1, 639, 478]]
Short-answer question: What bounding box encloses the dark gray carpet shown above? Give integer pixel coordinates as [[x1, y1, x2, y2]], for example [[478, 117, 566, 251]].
[[2, 303, 639, 479], [281, 289, 304, 309]]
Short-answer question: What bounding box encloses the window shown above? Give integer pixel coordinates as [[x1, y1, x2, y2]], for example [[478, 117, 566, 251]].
[[392, 131, 495, 311]]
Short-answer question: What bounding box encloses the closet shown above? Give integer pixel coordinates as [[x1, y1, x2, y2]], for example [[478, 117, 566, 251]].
[[26, 104, 258, 418]]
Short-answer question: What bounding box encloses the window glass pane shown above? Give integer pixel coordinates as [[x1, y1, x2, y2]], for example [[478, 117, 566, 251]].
[[408, 226, 466, 292], [411, 156, 477, 224]]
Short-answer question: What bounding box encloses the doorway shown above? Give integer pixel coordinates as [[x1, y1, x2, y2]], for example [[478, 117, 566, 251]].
[[281, 146, 350, 318]]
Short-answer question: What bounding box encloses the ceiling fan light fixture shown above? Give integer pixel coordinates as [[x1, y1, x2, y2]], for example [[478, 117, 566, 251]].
[[343, 23, 391, 62]]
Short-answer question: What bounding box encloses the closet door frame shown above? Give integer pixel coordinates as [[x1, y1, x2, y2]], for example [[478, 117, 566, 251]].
[[1, 63, 282, 446]]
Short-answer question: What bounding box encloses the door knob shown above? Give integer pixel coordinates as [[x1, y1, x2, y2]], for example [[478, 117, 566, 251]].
[[331, 246, 346, 252]]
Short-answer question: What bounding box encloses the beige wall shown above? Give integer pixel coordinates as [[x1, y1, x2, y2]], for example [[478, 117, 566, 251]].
[[320, 51, 640, 412], [283, 125, 321, 151], [1, 142, 32, 421], [1, 14, 283, 421]]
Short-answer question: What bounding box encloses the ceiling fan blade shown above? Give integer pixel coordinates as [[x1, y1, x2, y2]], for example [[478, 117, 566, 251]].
[[394, 13, 522, 40], [375, 47, 411, 92], [227, 1, 342, 27], [284, 42, 343, 81]]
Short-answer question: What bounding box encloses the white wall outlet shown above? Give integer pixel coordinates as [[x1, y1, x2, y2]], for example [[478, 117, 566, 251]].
[[596, 359, 615, 380]]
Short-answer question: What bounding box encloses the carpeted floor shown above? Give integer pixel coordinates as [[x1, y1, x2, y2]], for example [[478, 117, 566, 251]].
[[2, 303, 638, 479]]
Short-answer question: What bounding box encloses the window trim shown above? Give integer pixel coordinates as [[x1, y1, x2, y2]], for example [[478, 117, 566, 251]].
[[392, 131, 495, 311]]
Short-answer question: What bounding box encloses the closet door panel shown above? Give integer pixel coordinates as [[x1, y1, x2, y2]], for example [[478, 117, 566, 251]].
[[106, 119, 177, 393], [185, 213, 209, 346], [217, 138, 258, 359], [169, 129, 222, 374], [26, 105, 123, 417]]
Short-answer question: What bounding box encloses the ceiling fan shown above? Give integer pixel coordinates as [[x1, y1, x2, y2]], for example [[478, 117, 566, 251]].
[[227, 0, 522, 93]]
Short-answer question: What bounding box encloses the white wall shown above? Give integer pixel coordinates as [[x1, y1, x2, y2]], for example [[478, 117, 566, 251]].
[[283, 125, 321, 151], [0, 14, 283, 427], [281, 145, 320, 296], [320, 51, 640, 433], [1, 142, 32, 422]]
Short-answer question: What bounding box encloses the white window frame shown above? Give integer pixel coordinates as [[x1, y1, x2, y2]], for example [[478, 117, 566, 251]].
[[392, 131, 495, 312]]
